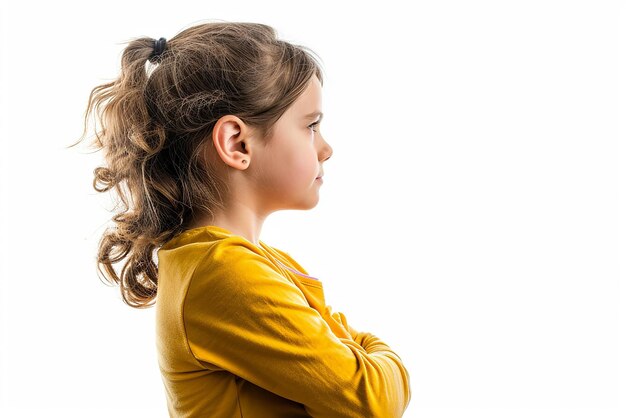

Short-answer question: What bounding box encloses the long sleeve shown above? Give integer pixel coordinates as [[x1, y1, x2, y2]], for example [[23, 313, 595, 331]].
[[329, 308, 373, 347], [183, 239, 412, 418]]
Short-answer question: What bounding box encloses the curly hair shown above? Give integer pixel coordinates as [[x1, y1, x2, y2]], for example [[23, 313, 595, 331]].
[[67, 20, 325, 309]]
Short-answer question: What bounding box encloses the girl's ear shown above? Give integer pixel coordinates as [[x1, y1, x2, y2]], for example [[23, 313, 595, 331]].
[[212, 115, 253, 170]]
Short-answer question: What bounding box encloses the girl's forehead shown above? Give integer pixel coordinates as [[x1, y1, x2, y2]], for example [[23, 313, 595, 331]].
[[291, 79, 323, 114]]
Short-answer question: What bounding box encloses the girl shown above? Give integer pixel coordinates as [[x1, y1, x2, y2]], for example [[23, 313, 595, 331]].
[[73, 21, 411, 417]]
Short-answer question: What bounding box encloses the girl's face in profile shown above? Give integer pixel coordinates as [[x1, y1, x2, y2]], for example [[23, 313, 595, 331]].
[[251, 75, 333, 211]]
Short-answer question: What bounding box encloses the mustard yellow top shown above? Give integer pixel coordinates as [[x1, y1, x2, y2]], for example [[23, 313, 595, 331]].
[[155, 225, 412, 417]]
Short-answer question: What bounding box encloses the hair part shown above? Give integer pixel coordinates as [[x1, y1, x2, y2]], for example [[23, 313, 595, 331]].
[[67, 20, 325, 308]]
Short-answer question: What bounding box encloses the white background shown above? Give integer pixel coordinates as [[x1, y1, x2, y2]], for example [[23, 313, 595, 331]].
[[0, 0, 623, 417]]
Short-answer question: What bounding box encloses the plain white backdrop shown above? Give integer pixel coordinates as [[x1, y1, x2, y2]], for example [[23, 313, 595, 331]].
[[0, 0, 623, 416]]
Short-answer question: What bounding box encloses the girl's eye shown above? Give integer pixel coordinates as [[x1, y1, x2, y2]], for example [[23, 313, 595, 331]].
[[308, 121, 321, 132]]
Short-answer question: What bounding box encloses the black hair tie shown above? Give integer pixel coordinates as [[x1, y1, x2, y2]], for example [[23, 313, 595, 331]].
[[150, 37, 167, 60]]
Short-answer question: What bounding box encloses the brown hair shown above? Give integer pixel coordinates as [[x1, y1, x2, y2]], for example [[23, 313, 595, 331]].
[[67, 20, 325, 309]]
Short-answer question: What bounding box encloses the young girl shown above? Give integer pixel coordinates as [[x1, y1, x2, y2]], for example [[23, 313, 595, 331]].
[[74, 21, 411, 417]]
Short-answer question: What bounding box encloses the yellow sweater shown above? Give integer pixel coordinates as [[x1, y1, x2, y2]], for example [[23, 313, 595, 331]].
[[155, 225, 411, 417]]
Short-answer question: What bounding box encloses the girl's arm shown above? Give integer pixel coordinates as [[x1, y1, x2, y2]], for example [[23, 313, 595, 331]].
[[183, 239, 412, 418], [329, 308, 367, 345]]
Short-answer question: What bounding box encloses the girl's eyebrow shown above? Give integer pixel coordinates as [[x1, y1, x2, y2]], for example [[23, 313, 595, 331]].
[[303, 111, 324, 120]]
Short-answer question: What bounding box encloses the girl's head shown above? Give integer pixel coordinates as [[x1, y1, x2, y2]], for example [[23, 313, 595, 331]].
[[70, 21, 331, 308]]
